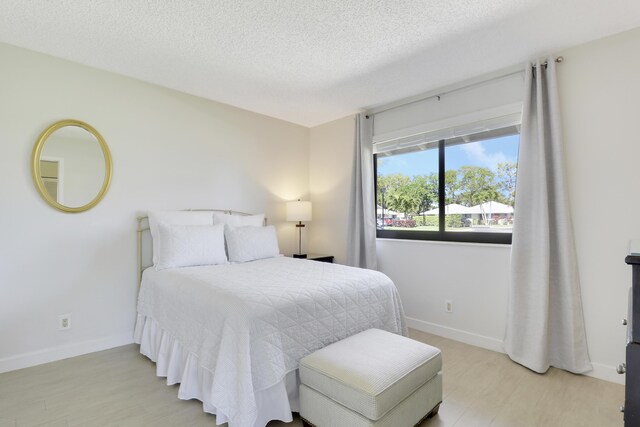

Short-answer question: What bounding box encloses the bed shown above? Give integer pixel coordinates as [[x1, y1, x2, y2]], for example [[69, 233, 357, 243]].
[[134, 210, 407, 427]]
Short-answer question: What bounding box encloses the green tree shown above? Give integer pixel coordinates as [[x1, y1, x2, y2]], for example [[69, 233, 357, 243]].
[[413, 174, 438, 218], [377, 173, 437, 219], [444, 169, 461, 205], [389, 179, 419, 216], [457, 166, 500, 225], [376, 174, 391, 218], [496, 162, 517, 207], [377, 174, 415, 217]]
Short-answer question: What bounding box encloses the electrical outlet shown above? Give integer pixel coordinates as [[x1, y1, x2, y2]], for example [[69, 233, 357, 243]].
[[445, 300, 453, 313], [58, 314, 72, 330]]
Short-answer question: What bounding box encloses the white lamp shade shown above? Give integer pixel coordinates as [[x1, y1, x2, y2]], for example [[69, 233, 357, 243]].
[[286, 200, 312, 222]]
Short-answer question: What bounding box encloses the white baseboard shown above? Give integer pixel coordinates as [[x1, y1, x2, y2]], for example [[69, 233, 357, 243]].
[[0, 323, 625, 386], [406, 317, 624, 385], [0, 332, 134, 374], [590, 361, 625, 385], [406, 316, 504, 353]]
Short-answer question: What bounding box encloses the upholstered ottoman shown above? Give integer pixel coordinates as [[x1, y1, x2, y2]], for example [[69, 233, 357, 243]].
[[299, 328, 442, 427]]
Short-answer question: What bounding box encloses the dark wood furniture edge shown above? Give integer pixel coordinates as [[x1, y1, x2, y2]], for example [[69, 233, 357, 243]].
[[625, 252, 640, 425], [625, 255, 640, 265]]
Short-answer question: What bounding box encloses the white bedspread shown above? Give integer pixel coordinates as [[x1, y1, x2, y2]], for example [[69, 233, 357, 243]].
[[135, 256, 406, 427]]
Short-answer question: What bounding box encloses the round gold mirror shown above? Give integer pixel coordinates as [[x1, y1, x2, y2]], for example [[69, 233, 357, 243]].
[[31, 119, 112, 213]]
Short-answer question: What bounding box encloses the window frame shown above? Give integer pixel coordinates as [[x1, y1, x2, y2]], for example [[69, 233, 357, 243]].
[[374, 139, 514, 245]]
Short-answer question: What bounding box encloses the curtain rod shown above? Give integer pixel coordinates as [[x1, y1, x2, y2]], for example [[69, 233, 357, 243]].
[[369, 56, 564, 117], [539, 56, 564, 66]]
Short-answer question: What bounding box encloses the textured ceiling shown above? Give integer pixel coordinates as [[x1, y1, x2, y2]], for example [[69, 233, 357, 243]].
[[1, 1, 639, 127]]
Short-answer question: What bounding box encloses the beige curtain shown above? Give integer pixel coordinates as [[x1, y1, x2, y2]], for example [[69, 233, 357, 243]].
[[505, 57, 592, 374], [347, 113, 377, 269]]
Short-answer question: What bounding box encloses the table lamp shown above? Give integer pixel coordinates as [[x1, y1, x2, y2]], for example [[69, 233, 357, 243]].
[[286, 199, 312, 258]]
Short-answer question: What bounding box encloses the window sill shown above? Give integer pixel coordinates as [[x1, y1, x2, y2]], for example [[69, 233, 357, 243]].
[[375, 237, 511, 249]]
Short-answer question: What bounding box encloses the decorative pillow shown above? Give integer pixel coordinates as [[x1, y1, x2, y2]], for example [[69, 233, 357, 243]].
[[225, 225, 280, 263], [212, 212, 265, 229], [155, 224, 227, 270], [148, 211, 213, 266]]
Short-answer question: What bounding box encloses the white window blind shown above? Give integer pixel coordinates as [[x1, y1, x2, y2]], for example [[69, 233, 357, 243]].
[[372, 72, 524, 154]]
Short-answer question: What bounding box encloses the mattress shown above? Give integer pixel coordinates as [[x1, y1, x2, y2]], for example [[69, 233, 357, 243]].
[[134, 256, 406, 427]]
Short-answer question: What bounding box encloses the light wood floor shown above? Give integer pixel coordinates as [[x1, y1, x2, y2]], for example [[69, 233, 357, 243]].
[[0, 329, 624, 427]]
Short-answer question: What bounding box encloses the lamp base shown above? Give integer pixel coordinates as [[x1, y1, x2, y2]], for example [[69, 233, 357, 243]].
[[293, 253, 308, 259]]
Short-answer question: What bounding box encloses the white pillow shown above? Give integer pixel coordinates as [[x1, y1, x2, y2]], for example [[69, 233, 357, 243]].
[[155, 224, 227, 270], [212, 212, 265, 229], [225, 225, 280, 263], [148, 211, 213, 266]]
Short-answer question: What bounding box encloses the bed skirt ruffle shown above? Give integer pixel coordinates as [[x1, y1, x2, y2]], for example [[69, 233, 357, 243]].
[[133, 314, 299, 427]]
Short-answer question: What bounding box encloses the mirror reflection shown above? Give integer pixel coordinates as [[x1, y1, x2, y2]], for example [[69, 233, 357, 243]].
[[39, 126, 106, 208], [32, 120, 112, 213]]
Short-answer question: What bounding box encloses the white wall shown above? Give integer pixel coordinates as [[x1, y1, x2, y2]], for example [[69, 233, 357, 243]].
[[0, 42, 309, 372], [377, 240, 510, 350], [308, 27, 640, 384], [556, 27, 640, 383], [308, 115, 355, 264]]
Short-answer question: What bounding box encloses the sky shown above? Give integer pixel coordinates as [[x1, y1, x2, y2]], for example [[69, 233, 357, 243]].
[[378, 134, 519, 176]]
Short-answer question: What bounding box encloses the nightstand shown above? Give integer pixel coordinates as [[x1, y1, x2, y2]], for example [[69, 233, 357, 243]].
[[291, 254, 334, 263]]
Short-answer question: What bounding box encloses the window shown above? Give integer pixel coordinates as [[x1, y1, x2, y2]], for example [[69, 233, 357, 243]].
[[375, 125, 519, 244]]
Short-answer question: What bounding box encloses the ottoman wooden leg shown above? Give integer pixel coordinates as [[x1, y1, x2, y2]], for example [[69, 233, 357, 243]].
[[301, 417, 315, 427], [414, 402, 442, 426], [427, 402, 441, 418]]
